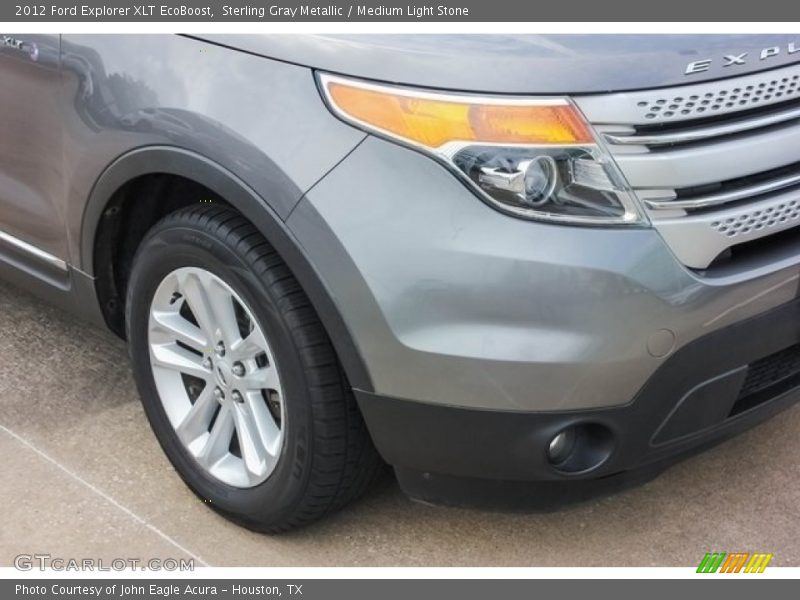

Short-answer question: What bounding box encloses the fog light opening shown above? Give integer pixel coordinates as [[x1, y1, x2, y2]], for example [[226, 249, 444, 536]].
[[546, 423, 615, 474]]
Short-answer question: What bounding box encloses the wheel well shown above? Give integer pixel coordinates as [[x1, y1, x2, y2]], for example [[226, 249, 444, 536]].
[[93, 173, 227, 338], [86, 148, 373, 391]]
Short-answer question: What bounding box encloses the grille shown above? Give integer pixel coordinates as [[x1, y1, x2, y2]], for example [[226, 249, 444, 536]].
[[607, 99, 800, 149], [574, 61, 800, 270], [638, 74, 800, 121], [711, 199, 800, 237], [578, 63, 800, 126], [730, 343, 800, 417], [649, 161, 800, 212]]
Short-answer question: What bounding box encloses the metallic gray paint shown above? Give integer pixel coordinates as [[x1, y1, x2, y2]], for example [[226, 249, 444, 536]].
[[290, 137, 800, 411], [196, 34, 800, 94], [58, 34, 365, 272], [0, 34, 373, 391], [2, 33, 800, 417], [0, 35, 65, 263]]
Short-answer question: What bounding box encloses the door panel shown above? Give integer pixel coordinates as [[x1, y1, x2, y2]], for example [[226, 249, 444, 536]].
[[0, 34, 66, 265]]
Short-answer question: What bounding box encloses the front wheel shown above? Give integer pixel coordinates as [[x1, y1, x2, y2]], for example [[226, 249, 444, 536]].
[[126, 205, 381, 532]]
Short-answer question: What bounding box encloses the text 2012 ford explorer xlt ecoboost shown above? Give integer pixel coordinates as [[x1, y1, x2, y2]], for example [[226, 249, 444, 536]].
[[2, 34, 800, 531]]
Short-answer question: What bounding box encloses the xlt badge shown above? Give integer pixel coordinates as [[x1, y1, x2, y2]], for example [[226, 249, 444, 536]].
[[0, 35, 24, 51]]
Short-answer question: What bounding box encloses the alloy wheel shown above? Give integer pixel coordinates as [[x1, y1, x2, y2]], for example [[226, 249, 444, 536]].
[[147, 267, 285, 488]]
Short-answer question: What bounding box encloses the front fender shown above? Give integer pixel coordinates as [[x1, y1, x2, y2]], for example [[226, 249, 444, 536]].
[[78, 145, 373, 393], [61, 33, 364, 266]]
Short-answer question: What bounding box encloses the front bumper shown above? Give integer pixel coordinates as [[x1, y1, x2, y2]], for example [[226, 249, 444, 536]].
[[287, 135, 800, 504], [358, 297, 800, 506], [290, 136, 800, 411]]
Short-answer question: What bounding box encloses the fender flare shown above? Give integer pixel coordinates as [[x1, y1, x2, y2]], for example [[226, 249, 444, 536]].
[[80, 145, 373, 392]]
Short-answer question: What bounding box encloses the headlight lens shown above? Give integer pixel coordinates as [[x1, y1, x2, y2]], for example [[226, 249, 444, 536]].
[[453, 145, 633, 221], [319, 74, 645, 226]]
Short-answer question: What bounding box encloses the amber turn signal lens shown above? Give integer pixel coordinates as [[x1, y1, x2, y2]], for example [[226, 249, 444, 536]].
[[325, 80, 594, 148]]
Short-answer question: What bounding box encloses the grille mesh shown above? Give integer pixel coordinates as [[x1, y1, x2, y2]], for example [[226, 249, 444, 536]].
[[640, 74, 800, 120], [740, 344, 800, 398], [710, 199, 800, 237], [730, 343, 800, 417]]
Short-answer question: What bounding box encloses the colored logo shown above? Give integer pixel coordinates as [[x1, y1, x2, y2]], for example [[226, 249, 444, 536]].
[[697, 552, 773, 573]]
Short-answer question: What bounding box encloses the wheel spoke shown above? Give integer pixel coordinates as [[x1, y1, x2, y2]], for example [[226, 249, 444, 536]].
[[175, 386, 218, 448], [244, 391, 282, 455], [241, 367, 281, 392], [232, 401, 271, 478], [179, 271, 240, 346], [151, 309, 208, 351], [205, 278, 243, 346], [197, 404, 234, 468], [151, 343, 211, 380], [230, 328, 268, 361]]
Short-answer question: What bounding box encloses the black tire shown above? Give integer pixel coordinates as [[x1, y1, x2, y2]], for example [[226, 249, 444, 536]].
[[126, 204, 382, 532]]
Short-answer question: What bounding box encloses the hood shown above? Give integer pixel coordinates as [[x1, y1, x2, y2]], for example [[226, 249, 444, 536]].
[[194, 34, 800, 95]]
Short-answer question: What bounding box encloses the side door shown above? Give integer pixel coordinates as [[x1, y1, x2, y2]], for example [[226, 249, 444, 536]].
[[0, 34, 68, 284]]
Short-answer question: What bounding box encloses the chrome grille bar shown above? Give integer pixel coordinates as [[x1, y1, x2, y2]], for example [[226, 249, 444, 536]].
[[612, 121, 800, 189], [605, 103, 800, 147], [646, 170, 800, 211]]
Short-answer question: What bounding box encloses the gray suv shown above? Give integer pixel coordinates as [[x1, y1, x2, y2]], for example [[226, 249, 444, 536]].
[[2, 34, 800, 531]]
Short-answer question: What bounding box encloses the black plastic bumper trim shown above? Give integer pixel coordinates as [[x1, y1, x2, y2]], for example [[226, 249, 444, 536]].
[[355, 296, 800, 507]]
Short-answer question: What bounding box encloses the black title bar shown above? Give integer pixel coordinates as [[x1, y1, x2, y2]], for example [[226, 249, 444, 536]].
[[3, 1, 800, 21]]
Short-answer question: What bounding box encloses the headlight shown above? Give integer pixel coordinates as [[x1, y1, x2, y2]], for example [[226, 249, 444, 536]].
[[318, 73, 646, 226]]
